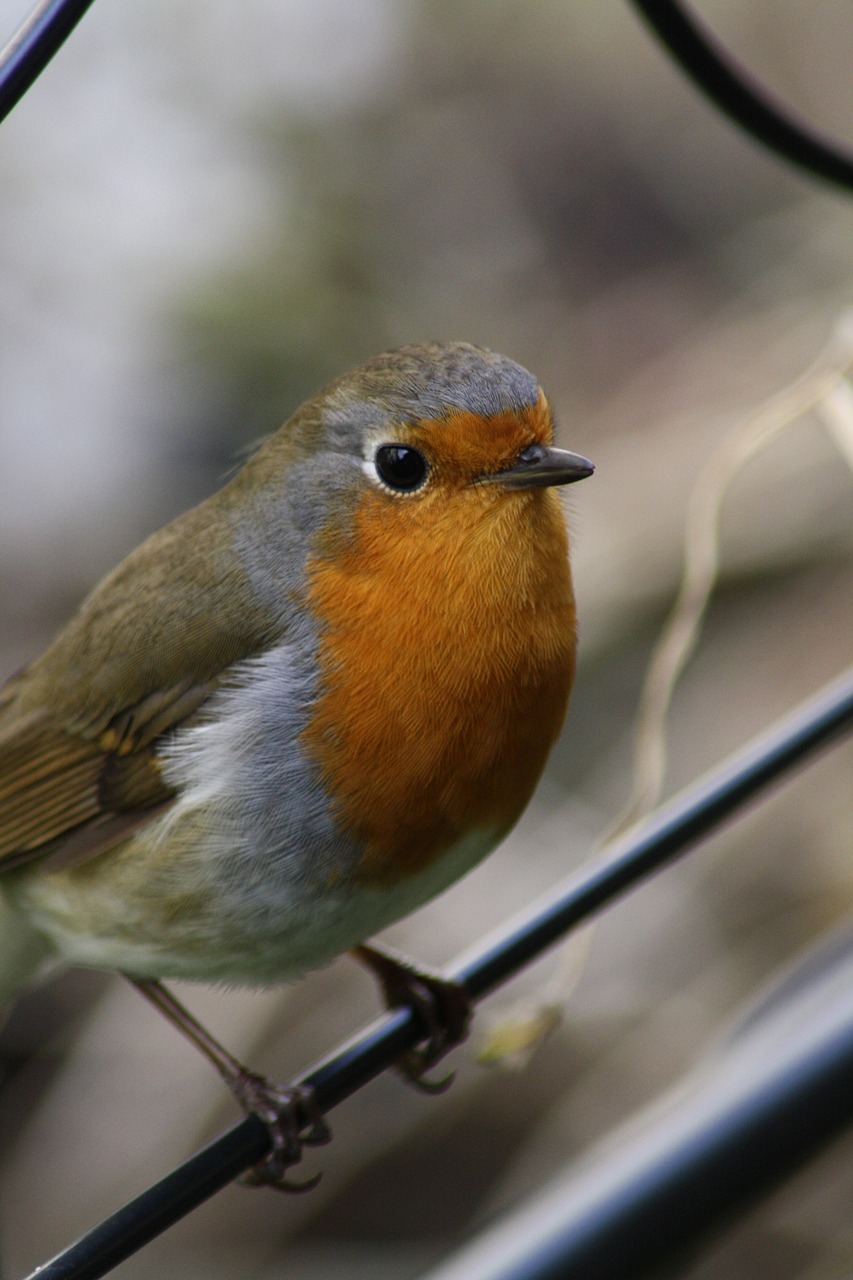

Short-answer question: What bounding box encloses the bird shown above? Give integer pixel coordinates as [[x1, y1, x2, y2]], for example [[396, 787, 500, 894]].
[[0, 341, 593, 1185]]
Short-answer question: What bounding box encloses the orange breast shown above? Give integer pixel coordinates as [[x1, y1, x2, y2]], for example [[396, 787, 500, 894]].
[[303, 476, 576, 886]]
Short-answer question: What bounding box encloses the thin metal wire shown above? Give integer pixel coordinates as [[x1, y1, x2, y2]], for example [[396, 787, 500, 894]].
[[0, 0, 96, 125], [29, 665, 853, 1280], [630, 0, 853, 193]]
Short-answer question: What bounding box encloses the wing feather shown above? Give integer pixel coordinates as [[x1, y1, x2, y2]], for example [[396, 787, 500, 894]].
[[0, 492, 281, 872]]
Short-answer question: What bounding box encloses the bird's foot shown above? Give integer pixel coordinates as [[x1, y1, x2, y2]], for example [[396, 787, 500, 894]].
[[233, 1074, 331, 1191], [352, 943, 472, 1091], [126, 978, 330, 1191]]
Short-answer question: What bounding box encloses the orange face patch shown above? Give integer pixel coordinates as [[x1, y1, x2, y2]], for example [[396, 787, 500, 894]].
[[398, 390, 553, 489], [302, 396, 577, 886]]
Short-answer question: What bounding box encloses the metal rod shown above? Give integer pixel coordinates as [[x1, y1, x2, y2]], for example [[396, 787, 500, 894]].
[[28, 666, 853, 1280], [453, 666, 853, 1001], [0, 0, 96, 125], [420, 935, 853, 1280], [630, 0, 853, 193]]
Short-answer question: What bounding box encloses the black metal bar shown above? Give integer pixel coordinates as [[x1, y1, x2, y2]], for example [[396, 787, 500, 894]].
[[0, 0, 96, 125], [418, 935, 853, 1280], [454, 666, 853, 1001], [27, 665, 853, 1280], [629, 0, 853, 193]]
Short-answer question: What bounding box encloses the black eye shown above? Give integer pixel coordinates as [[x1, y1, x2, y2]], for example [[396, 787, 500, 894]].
[[374, 444, 428, 492]]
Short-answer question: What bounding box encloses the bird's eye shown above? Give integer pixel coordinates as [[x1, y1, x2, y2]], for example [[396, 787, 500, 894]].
[[374, 445, 428, 492]]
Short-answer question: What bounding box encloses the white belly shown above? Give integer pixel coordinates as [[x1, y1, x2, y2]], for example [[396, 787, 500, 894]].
[[14, 825, 498, 986]]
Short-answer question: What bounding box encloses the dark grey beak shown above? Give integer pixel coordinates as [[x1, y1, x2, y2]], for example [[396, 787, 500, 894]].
[[480, 443, 595, 490]]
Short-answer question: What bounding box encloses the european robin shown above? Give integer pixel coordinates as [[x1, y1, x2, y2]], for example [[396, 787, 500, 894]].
[[0, 341, 593, 1184]]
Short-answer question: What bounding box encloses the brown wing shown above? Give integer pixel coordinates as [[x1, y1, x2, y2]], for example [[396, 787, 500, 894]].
[[0, 675, 216, 871], [0, 701, 110, 863], [0, 485, 283, 874]]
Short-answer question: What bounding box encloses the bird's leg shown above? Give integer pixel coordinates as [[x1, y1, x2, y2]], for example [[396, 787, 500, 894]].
[[126, 977, 330, 1190], [350, 942, 472, 1092]]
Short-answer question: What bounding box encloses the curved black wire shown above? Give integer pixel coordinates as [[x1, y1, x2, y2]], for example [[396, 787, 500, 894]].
[[0, 0, 95, 125], [4, 0, 853, 200], [630, 0, 853, 193], [29, 666, 853, 1280]]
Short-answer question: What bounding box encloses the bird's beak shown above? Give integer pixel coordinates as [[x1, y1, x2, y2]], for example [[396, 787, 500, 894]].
[[479, 444, 595, 490]]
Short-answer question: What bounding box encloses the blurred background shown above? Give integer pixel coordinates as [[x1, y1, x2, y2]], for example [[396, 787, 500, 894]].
[[1, 1, 852, 1276]]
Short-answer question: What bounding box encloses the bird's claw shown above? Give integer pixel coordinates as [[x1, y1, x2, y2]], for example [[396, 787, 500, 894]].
[[232, 1074, 331, 1192], [353, 944, 472, 1090], [396, 1047, 456, 1094]]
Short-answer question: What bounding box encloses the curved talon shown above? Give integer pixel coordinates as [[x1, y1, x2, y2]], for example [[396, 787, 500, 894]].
[[397, 1054, 455, 1093], [241, 1163, 324, 1193]]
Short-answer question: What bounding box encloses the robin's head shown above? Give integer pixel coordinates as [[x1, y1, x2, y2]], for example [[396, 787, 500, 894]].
[[243, 341, 591, 533], [224, 342, 592, 623]]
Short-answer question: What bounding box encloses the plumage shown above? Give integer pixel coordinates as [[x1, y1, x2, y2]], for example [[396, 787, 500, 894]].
[[0, 341, 591, 999]]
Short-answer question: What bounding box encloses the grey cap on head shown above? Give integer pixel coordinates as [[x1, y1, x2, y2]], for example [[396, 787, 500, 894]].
[[323, 341, 542, 432]]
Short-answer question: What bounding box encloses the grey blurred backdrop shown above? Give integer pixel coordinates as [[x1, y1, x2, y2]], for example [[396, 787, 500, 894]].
[[1, 2, 852, 1277]]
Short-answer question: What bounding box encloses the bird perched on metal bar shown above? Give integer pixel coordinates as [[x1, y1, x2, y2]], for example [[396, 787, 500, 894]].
[[0, 341, 593, 1185]]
